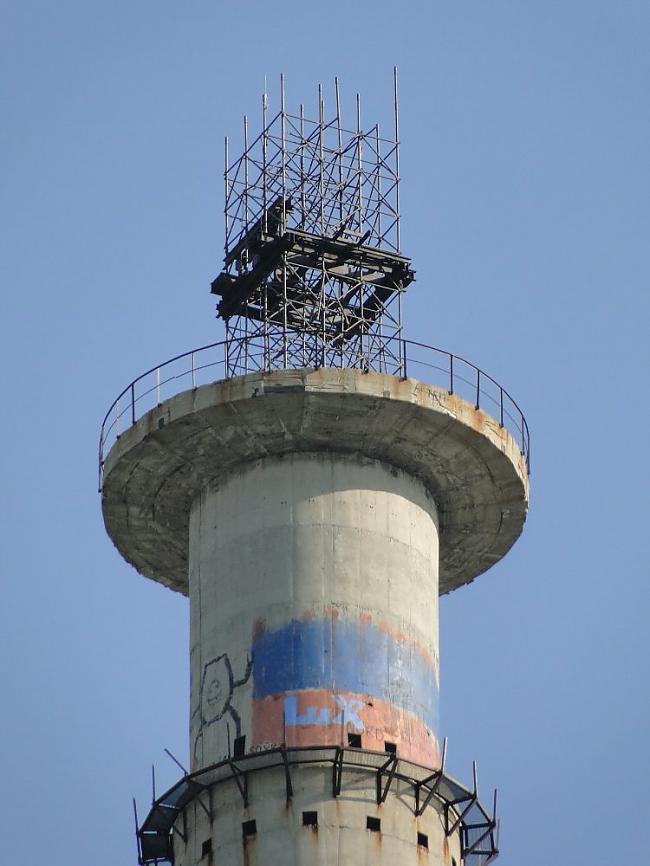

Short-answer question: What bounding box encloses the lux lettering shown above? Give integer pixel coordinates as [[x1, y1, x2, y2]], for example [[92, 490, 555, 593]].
[[284, 695, 365, 730]]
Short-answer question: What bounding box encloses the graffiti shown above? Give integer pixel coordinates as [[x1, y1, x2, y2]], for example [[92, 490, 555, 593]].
[[193, 652, 253, 764], [250, 742, 277, 753], [284, 694, 365, 729], [251, 614, 439, 729], [333, 695, 364, 728]]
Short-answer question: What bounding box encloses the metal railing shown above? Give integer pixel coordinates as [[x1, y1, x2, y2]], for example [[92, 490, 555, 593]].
[[134, 744, 499, 866], [98, 336, 530, 491]]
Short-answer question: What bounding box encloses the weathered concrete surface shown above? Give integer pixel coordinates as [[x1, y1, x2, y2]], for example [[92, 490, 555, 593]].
[[102, 368, 529, 595], [189, 453, 440, 771], [171, 763, 461, 866]]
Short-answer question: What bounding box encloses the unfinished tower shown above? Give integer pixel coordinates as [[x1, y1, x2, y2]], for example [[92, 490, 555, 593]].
[[100, 71, 530, 866]]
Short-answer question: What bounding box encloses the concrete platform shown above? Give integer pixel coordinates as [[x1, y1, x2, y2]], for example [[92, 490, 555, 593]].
[[101, 367, 529, 595]]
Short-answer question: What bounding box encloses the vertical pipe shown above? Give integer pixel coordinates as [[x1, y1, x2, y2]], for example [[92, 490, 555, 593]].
[[299, 104, 306, 229], [191, 352, 196, 389], [318, 84, 325, 236], [321, 260, 326, 367], [281, 73, 287, 231], [335, 77, 343, 228], [356, 93, 363, 238], [243, 114, 249, 233], [375, 124, 382, 244], [130, 383, 136, 425], [356, 92, 364, 370], [157, 367, 161, 405], [335, 77, 344, 368], [224, 136, 229, 258], [283, 250, 288, 368], [397, 285, 403, 374], [280, 74, 288, 368], [244, 309, 249, 374], [393, 66, 401, 252], [318, 84, 326, 365], [475, 369, 481, 410], [449, 354, 454, 394], [262, 88, 268, 234]]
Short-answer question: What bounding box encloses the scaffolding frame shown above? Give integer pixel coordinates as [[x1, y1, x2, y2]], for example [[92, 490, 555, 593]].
[[211, 69, 414, 377]]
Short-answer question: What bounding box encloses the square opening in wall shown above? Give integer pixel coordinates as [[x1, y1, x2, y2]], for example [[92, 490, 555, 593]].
[[367, 816, 381, 832], [242, 819, 257, 838], [348, 732, 362, 748], [201, 838, 212, 857], [233, 735, 246, 758], [384, 741, 397, 754], [302, 811, 318, 827], [417, 832, 429, 849]]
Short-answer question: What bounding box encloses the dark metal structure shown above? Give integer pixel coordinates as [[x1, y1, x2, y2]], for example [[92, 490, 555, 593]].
[[135, 745, 499, 866], [211, 70, 414, 377]]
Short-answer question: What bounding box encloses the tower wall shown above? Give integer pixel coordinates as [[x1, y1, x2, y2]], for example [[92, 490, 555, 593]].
[[102, 369, 527, 865], [189, 452, 440, 771], [170, 764, 460, 866]]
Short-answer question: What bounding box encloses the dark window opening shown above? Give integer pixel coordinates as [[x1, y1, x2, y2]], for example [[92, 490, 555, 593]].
[[242, 819, 257, 838], [417, 832, 429, 849], [384, 741, 397, 754], [302, 811, 318, 827], [348, 732, 362, 748], [233, 735, 246, 758], [201, 838, 212, 857], [367, 816, 381, 832]]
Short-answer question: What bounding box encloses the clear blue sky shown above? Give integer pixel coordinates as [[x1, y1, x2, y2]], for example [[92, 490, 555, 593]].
[[2, 2, 648, 864]]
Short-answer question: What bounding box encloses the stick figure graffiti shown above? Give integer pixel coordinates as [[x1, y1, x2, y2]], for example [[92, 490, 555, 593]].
[[193, 652, 253, 764]]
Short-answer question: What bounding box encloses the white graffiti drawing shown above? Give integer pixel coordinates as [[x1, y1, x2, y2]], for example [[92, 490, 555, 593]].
[[283, 694, 365, 730]]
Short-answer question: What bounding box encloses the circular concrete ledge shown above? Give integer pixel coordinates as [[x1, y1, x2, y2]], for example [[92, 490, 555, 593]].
[[101, 368, 529, 595]]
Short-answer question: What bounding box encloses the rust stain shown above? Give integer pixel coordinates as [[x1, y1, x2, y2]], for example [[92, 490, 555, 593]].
[[359, 611, 372, 627], [252, 617, 266, 640], [242, 835, 256, 866]]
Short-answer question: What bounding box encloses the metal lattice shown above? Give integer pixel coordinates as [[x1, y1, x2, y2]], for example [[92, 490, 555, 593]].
[[211, 70, 415, 377]]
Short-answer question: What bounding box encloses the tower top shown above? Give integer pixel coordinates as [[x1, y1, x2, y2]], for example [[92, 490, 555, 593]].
[[211, 70, 414, 378]]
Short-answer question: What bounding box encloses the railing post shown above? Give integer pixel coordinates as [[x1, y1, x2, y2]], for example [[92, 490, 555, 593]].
[[475, 369, 480, 409], [449, 354, 454, 394], [499, 389, 504, 428], [156, 368, 161, 405], [131, 383, 136, 426], [191, 352, 196, 389]]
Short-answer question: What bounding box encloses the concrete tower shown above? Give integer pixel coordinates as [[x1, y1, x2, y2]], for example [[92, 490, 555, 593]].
[[100, 72, 529, 866]]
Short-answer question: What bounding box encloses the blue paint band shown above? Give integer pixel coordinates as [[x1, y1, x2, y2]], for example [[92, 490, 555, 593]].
[[252, 616, 438, 731]]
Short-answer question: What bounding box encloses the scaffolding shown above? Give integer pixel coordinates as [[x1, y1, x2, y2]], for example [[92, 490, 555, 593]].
[[211, 69, 415, 377]]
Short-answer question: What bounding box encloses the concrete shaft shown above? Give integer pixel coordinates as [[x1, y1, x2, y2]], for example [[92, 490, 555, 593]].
[[171, 765, 461, 866], [189, 452, 440, 772], [101, 369, 528, 866]]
